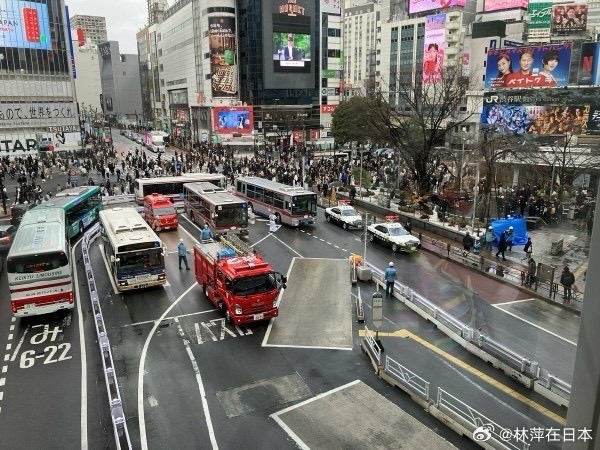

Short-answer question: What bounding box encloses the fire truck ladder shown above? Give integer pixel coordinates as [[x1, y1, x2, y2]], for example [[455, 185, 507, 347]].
[[220, 234, 253, 256]]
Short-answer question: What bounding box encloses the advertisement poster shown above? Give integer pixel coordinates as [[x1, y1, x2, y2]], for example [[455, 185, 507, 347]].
[[551, 3, 587, 33], [213, 107, 253, 134], [484, 44, 572, 89], [527, 0, 552, 41], [578, 42, 600, 86], [408, 0, 465, 14], [422, 14, 446, 84], [483, 0, 528, 12], [481, 104, 590, 135], [208, 16, 238, 98], [0, 0, 51, 50], [586, 106, 600, 135]]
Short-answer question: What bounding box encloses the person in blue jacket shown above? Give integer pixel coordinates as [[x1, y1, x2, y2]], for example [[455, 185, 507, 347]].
[[178, 239, 190, 270], [201, 224, 213, 241], [383, 262, 398, 297], [484, 226, 494, 251]]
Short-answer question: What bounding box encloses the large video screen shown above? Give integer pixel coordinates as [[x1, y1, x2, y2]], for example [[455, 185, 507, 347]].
[[409, 0, 465, 14], [484, 44, 572, 89], [213, 107, 254, 135], [481, 104, 590, 135], [0, 0, 51, 50], [272, 32, 311, 72]]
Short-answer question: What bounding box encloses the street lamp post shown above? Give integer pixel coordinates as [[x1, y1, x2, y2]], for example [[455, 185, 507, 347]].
[[471, 162, 480, 230]]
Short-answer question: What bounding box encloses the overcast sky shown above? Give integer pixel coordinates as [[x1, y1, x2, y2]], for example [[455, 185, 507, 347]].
[[66, 0, 146, 54]]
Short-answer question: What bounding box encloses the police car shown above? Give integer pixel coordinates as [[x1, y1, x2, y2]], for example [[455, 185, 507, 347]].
[[324, 205, 364, 230], [366, 222, 421, 253]]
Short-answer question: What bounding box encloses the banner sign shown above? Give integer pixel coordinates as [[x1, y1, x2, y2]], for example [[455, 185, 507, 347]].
[[321, 0, 341, 14], [578, 42, 600, 86], [422, 14, 446, 84], [0, 102, 78, 128], [484, 0, 528, 12], [208, 17, 238, 98]]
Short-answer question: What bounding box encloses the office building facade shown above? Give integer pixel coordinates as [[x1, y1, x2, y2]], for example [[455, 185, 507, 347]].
[[70, 14, 108, 46]]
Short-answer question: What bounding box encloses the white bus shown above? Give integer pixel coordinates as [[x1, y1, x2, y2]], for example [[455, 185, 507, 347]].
[[99, 207, 167, 291], [134, 173, 227, 206], [183, 182, 249, 236], [7, 207, 74, 317], [234, 176, 317, 226]]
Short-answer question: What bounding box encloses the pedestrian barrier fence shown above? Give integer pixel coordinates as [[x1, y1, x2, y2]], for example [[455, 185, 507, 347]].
[[384, 356, 430, 402], [365, 261, 571, 406], [82, 224, 132, 450], [352, 290, 365, 322], [363, 326, 382, 365], [435, 388, 530, 450]]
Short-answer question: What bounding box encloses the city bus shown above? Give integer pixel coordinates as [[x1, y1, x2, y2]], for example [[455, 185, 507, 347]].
[[234, 176, 317, 226], [183, 182, 249, 236], [41, 185, 103, 238], [134, 173, 227, 206], [6, 207, 74, 317], [99, 207, 167, 291]]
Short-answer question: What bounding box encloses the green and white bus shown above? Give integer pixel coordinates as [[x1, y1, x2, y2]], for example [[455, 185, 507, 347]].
[[40, 186, 103, 238]]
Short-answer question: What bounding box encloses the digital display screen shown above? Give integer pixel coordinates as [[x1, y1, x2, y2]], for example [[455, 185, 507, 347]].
[[213, 107, 254, 134], [409, 0, 465, 14], [0, 0, 51, 50], [483, 0, 528, 12], [272, 32, 311, 72]]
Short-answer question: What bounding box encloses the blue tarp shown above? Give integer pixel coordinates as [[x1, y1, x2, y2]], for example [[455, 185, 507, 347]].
[[490, 217, 528, 247]]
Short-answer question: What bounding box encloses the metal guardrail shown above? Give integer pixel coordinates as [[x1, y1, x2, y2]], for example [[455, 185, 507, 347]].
[[384, 356, 430, 401], [81, 224, 132, 449], [363, 326, 382, 365], [436, 388, 530, 450], [364, 260, 572, 403]]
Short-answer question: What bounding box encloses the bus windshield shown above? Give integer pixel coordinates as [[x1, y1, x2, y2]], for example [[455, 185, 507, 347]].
[[232, 273, 277, 296], [216, 206, 248, 227], [7, 253, 69, 273], [291, 195, 317, 216], [116, 249, 164, 274]]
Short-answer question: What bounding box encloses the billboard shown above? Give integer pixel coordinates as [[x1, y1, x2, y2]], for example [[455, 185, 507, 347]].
[[551, 3, 587, 33], [483, 0, 528, 12], [587, 106, 600, 135], [321, 0, 341, 14], [578, 42, 600, 86], [213, 107, 254, 134], [208, 17, 238, 98], [272, 32, 311, 72], [423, 14, 446, 84], [528, 1, 552, 41], [408, 0, 465, 14], [481, 104, 590, 135], [484, 44, 572, 89], [0, 0, 51, 50]]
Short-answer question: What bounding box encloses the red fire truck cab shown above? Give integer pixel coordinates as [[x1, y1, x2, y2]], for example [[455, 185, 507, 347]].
[[144, 193, 179, 232], [194, 235, 286, 325]]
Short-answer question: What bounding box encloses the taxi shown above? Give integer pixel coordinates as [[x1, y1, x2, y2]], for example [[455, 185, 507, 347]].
[[366, 222, 421, 253]]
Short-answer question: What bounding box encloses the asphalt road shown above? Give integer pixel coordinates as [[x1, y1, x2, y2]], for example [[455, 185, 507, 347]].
[[0, 134, 578, 448]]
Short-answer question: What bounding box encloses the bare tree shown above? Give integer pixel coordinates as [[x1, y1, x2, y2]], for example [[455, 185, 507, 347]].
[[364, 67, 479, 196]]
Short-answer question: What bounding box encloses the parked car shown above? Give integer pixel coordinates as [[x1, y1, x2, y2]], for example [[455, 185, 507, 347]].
[[366, 222, 420, 253], [372, 148, 394, 158], [0, 224, 17, 252], [324, 205, 364, 230]]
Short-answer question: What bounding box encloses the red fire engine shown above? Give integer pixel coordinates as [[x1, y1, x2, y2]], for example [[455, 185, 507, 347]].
[[143, 193, 179, 232], [194, 234, 287, 324]]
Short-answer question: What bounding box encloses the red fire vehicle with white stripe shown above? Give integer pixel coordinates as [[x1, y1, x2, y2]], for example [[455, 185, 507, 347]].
[[6, 207, 74, 317]]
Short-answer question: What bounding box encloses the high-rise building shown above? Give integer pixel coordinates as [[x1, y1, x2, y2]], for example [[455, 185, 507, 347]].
[[70, 15, 108, 46], [148, 0, 169, 26], [0, 0, 79, 157]]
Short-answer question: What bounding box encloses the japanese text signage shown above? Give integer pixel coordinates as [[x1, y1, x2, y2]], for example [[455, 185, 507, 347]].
[[208, 17, 238, 98], [528, 1, 552, 41], [321, 0, 341, 15], [551, 3, 587, 33], [0, 102, 78, 128]]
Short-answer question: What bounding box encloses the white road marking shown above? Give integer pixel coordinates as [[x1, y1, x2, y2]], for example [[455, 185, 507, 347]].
[[138, 282, 199, 450], [9, 325, 14, 332], [125, 307, 216, 328], [174, 317, 218, 449], [492, 303, 577, 346], [334, 245, 340, 249], [148, 395, 159, 407], [270, 234, 303, 258], [0, 392, 3, 400], [250, 234, 271, 248], [271, 380, 362, 450], [3, 355, 8, 362], [263, 343, 353, 351], [319, 238, 325, 242], [73, 235, 88, 450], [4, 344, 11, 352], [195, 322, 203, 344], [327, 242, 332, 245], [98, 244, 120, 295], [7, 334, 12, 341], [11, 318, 15, 323], [494, 298, 535, 306], [0, 378, 4, 387], [10, 327, 28, 362], [1, 366, 6, 373], [262, 257, 297, 347]]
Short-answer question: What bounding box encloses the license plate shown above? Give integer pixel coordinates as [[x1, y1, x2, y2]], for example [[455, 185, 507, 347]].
[[24, 303, 35, 309], [164, 226, 170, 230], [253, 313, 264, 321], [138, 284, 148, 289]]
